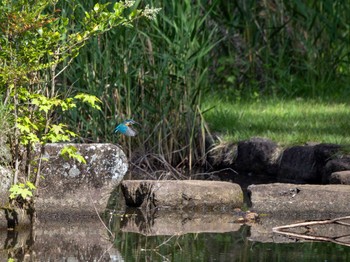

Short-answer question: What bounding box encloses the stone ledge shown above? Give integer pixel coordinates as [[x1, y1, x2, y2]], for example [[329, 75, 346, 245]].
[[248, 183, 350, 213], [121, 180, 244, 210]]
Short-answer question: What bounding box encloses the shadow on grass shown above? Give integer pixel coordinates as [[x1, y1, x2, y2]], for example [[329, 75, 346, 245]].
[[203, 98, 350, 146]]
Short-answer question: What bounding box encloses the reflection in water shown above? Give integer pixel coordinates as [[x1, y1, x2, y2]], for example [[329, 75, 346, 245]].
[[118, 208, 242, 235], [1, 210, 350, 261], [0, 216, 121, 262]]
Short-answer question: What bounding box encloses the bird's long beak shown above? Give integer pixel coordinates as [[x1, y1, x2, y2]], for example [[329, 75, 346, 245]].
[[126, 120, 139, 126]]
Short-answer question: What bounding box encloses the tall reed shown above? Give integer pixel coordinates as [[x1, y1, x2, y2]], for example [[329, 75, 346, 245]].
[[209, 0, 350, 98], [59, 0, 218, 173]]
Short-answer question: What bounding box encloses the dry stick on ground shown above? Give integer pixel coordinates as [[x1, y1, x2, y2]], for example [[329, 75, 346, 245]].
[[189, 168, 238, 179], [273, 216, 350, 247], [131, 153, 185, 180]]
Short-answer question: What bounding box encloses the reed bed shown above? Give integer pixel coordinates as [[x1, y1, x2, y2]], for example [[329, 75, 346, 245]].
[[56, 0, 350, 174], [59, 0, 217, 173]]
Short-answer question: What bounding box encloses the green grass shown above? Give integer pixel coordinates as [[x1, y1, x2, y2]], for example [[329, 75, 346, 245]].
[[203, 97, 350, 146]]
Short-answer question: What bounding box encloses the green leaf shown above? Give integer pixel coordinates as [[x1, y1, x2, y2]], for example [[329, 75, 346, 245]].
[[51, 124, 65, 134], [17, 123, 31, 133], [26, 181, 36, 190], [94, 3, 100, 11], [61, 98, 76, 111], [26, 133, 40, 143], [74, 154, 87, 164], [9, 182, 35, 200], [19, 188, 33, 199], [74, 93, 102, 110], [60, 145, 87, 164]]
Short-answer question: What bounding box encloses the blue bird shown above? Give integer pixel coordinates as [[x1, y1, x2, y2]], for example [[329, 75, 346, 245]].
[[114, 119, 138, 136]]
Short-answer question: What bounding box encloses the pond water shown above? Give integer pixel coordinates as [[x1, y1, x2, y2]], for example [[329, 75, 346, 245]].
[[1, 174, 350, 261], [114, 229, 350, 262], [1, 209, 350, 261]]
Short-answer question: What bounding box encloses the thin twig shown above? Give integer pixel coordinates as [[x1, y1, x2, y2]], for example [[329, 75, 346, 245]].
[[190, 168, 238, 178], [273, 216, 350, 247], [88, 191, 115, 238], [155, 234, 178, 249], [273, 216, 350, 231]]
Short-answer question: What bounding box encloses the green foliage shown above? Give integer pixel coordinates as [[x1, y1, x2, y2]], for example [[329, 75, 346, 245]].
[[60, 145, 86, 164], [9, 181, 36, 200], [74, 93, 102, 110], [2, 0, 346, 182], [0, 0, 153, 188]]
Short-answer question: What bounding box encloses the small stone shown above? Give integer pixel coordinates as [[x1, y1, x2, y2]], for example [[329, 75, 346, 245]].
[[68, 166, 80, 177], [323, 157, 350, 183], [329, 171, 350, 184]]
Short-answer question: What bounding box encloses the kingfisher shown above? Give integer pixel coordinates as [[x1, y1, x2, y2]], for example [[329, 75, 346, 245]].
[[114, 119, 138, 136]]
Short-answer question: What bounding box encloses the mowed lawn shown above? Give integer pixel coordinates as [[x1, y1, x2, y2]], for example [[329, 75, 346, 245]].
[[203, 98, 350, 146]]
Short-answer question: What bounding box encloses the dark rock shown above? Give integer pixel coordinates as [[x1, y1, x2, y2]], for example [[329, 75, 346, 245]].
[[248, 183, 350, 213], [235, 137, 281, 176], [329, 171, 350, 184], [121, 180, 243, 210], [277, 145, 320, 183], [323, 157, 350, 183], [314, 143, 341, 163], [314, 143, 342, 183], [207, 139, 343, 184]]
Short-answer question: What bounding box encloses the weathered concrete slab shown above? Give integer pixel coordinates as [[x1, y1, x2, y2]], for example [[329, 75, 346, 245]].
[[35, 143, 128, 216], [248, 183, 350, 213], [121, 180, 244, 210]]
